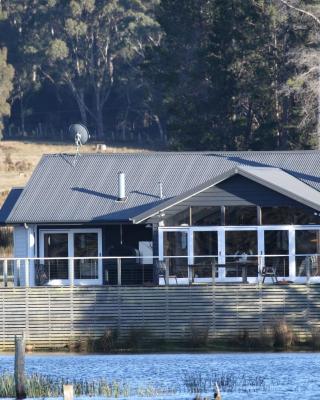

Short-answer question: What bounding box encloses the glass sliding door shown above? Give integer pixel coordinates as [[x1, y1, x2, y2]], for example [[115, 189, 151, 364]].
[[40, 229, 102, 286], [225, 230, 258, 279], [41, 232, 69, 284], [264, 230, 289, 277], [295, 230, 320, 279], [193, 230, 218, 279], [163, 230, 189, 280], [74, 232, 101, 284]]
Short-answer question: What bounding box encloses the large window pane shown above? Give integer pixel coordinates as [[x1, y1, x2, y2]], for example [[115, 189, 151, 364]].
[[293, 209, 318, 225], [296, 230, 319, 254], [193, 231, 218, 278], [225, 206, 257, 225], [74, 233, 98, 279], [225, 231, 258, 277], [262, 207, 318, 225], [163, 231, 188, 277], [264, 230, 289, 277], [165, 208, 190, 226], [296, 230, 320, 277], [192, 207, 221, 226], [194, 231, 218, 256], [43, 233, 68, 280]]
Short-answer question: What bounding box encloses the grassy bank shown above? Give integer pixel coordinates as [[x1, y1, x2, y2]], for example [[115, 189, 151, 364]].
[[62, 322, 320, 354]]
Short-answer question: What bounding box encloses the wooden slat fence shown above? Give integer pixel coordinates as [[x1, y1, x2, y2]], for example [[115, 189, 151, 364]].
[[0, 284, 319, 350]]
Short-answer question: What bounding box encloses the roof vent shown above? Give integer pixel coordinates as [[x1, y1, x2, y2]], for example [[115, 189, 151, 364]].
[[117, 172, 127, 202]]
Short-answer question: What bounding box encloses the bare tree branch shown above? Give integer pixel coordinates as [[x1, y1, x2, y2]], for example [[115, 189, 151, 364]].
[[279, 0, 320, 26]]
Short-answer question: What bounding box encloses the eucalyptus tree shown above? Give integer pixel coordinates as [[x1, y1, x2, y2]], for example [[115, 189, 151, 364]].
[[277, 0, 320, 148], [0, 48, 14, 139], [3, 0, 160, 139]]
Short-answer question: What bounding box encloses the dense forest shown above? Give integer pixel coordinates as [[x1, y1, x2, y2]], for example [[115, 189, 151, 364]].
[[0, 0, 319, 150]]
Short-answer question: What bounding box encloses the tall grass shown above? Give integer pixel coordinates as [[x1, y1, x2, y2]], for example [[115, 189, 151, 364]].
[[0, 373, 131, 398], [184, 372, 269, 394]]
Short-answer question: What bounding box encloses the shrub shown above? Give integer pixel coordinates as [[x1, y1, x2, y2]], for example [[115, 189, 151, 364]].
[[272, 320, 294, 349], [125, 327, 154, 349], [259, 326, 275, 349], [187, 325, 209, 348], [310, 326, 320, 350], [95, 329, 119, 352]]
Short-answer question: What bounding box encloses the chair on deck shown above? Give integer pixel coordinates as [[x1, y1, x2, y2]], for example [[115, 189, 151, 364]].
[[261, 266, 278, 284]]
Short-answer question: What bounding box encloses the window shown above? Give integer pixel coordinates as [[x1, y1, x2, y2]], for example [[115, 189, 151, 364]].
[[74, 233, 98, 279], [264, 230, 289, 277], [193, 231, 218, 278], [165, 208, 190, 226], [296, 230, 320, 277], [192, 206, 221, 226], [194, 231, 218, 256], [43, 233, 69, 280], [163, 231, 188, 277], [262, 207, 318, 225], [40, 229, 102, 284], [225, 206, 257, 225], [225, 231, 258, 277]]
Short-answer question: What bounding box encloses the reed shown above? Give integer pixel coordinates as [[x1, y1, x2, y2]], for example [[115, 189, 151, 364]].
[[0, 373, 131, 398], [184, 372, 268, 394]]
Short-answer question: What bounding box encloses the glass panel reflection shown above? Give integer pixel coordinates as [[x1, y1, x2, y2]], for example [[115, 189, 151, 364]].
[[165, 208, 190, 226], [262, 207, 318, 225], [163, 231, 188, 278], [74, 233, 98, 279], [225, 206, 257, 225], [194, 231, 218, 256], [193, 257, 219, 278], [43, 233, 69, 280], [225, 231, 258, 277], [264, 230, 289, 277], [192, 207, 221, 226], [295, 230, 320, 277]]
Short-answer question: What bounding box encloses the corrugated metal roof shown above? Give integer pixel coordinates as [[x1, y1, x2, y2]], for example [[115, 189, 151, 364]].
[[133, 166, 320, 222], [5, 151, 320, 224], [0, 188, 23, 225]]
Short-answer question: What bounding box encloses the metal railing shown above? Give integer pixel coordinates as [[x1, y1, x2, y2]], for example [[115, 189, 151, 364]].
[[0, 254, 319, 287]]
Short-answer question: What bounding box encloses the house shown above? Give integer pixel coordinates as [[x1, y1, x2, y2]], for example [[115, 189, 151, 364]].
[[1, 150, 320, 286]]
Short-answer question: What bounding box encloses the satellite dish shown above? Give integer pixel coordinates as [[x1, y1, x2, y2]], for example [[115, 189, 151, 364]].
[[69, 123, 90, 165], [69, 123, 90, 146]]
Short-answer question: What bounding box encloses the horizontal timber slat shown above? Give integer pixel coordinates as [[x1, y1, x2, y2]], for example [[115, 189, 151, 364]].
[[0, 285, 318, 349]]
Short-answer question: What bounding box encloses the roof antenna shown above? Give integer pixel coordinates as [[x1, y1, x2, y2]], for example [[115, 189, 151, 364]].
[[69, 123, 90, 165]]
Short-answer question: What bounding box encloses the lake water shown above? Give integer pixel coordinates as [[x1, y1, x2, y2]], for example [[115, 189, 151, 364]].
[[0, 352, 319, 399]]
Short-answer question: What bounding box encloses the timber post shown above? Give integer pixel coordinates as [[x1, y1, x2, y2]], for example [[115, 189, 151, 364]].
[[14, 335, 26, 399], [63, 384, 74, 400]]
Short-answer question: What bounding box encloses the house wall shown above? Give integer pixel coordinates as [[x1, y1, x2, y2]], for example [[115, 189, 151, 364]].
[[147, 175, 314, 222], [13, 225, 36, 286]]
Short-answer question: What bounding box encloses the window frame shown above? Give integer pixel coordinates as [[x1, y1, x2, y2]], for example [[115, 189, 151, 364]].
[[39, 228, 102, 286]]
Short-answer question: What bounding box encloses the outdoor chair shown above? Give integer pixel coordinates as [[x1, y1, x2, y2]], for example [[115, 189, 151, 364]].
[[261, 266, 278, 284]]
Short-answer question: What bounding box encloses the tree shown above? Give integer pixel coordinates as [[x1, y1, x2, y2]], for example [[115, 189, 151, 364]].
[[2, 0, 160, 140], [0, 47, 14, 139], [277, 0, 320, 148]]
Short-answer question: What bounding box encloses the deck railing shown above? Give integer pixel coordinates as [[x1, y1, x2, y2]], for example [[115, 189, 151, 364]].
[[0, 254, 319, 287]]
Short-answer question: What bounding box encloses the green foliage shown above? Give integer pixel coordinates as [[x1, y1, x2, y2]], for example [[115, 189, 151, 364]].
[[0, 0, 318, 148], [144, 0, 315, 150]]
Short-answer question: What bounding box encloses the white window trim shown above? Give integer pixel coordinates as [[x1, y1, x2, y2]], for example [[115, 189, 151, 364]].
[[159, 224, 320, 283], [39, 228, 102, 286]]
